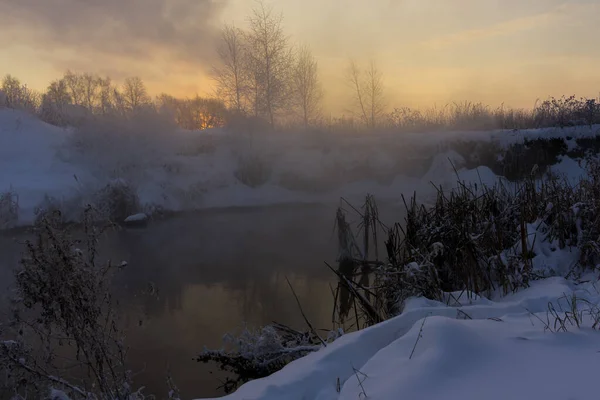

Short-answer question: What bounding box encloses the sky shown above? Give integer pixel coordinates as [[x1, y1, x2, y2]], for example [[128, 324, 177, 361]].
[[1, 0, 600, 114]]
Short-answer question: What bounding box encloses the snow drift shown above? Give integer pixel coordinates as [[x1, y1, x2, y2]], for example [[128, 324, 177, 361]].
[[201, 277, 600, 400]]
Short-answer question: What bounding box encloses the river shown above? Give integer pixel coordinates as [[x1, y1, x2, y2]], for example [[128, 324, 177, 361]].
[[0, 202, 403, 399]]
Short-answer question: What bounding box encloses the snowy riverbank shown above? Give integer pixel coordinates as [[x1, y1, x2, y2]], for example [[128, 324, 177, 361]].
[[1, 108, 595, 228], [202, 276, 600, 400]]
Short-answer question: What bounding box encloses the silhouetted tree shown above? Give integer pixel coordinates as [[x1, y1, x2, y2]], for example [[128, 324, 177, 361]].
[[1, 75, 39, 112], [122, 77, 150, 112], [245, 1, 294, 127], [292, 45, 322, 127], [40, 79, 73, 126], [63, 70, 85, 107], [347, 60, 385, 129], [214, 24, 251, 114]]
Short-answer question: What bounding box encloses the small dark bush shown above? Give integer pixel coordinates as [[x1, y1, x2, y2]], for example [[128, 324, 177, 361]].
[[93, 179, 141, 222], [234, 155, 272, 188], [0, 189, 19, 229]]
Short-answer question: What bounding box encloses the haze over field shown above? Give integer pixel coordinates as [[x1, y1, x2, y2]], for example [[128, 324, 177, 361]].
[[2, 0, 600, 113]]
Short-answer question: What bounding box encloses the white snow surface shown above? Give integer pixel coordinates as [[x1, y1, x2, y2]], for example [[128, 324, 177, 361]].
[[203, 276, 600, 400], [123, 213, 148, 222], [0, 109, 596, 227]]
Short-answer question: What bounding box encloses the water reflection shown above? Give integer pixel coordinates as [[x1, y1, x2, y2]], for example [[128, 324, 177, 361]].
[[0, 202, 401, 399]]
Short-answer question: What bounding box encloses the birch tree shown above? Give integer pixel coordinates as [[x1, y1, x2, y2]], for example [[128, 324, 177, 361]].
[[293, 45, 322, 127], [347, 60, 385, 129], [245, 1, 294, 127], [214, 24, 250, 114]]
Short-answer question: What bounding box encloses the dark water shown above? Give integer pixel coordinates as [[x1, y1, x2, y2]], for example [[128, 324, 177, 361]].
[[0, 202, 402, 399]]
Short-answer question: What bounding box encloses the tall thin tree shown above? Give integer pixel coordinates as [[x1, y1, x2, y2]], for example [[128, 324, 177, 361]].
[[214, 24, 250, 114], [245, 0, 294, 127], [293, 45, 322, 127], [347, 60, 385, 129], [366, 60, 385, 129]]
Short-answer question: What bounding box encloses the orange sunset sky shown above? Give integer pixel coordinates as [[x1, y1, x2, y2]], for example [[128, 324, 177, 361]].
[[1, 0, 599, 114]]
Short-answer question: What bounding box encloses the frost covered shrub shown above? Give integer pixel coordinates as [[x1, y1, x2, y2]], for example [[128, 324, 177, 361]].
[[197, 324, 340, 394], [33, 195, 65, 227], [0, 189, 19, 229], [0, 209, 142, 399], [93, 179, 141, 222], [534, 96, 600, 128], [234, 153, 272, 188]]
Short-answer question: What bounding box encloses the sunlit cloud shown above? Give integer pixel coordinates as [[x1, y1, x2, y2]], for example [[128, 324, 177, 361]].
[[0, 0, 226, 73], [2, 0, 600, 110]]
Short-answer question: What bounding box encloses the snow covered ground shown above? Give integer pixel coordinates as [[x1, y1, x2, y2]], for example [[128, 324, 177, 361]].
[[0, 108, 595, 228], [204, 275, 600, 400]]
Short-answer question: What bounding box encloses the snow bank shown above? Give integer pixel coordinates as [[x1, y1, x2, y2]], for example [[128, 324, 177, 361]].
[[2, 109, 596, 227], [0, 109, 91, 225], [203, 276, 600, 400]]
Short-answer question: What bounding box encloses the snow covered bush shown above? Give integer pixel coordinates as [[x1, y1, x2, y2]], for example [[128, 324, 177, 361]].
[[0, 189, 19, 229], [196, 323, 341, 394], [533, 96, 600, 128], [234, 153, 272, 188], [0, 209, 140, 399], [93, 179, 141, 222], [33, 195, 65, 227], [1, 75, 40, 114]]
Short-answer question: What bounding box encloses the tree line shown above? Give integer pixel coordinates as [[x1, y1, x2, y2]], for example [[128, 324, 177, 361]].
[[212, 1, 386, 129], [0, 72, 229, 130], [0, 1, 388, 131]]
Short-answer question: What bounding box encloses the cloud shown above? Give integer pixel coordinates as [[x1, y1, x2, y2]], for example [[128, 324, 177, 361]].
[[419, 4, 564, 50], [0, 0, 226, 72]]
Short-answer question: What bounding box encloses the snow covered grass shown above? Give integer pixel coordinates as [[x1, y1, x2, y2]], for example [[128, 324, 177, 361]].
[[330, 160, 600, 330]]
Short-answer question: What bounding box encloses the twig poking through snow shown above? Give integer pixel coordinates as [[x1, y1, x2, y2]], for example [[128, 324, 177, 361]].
[[409, 315, 429, 360]]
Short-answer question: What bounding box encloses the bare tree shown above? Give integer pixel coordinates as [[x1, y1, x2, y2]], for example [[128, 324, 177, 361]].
[[245, 0, 294, 127], [1, 74, 23, 108], [40, 79, 72, 126], [98, 77, 115, 115], [122, 77, 150, 112], [81, 73, 101, 111], [366, 60, 385, 129], [63, 70, 85, 107], [348, 61, 368, 126], [292, 45, 322, 127], [214, 24, 250, 114], [347, 60, 385, 129], [1, 74, 39, 111]]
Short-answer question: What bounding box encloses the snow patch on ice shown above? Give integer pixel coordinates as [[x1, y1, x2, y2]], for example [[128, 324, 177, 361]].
[[124, 213, 148, 223]]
